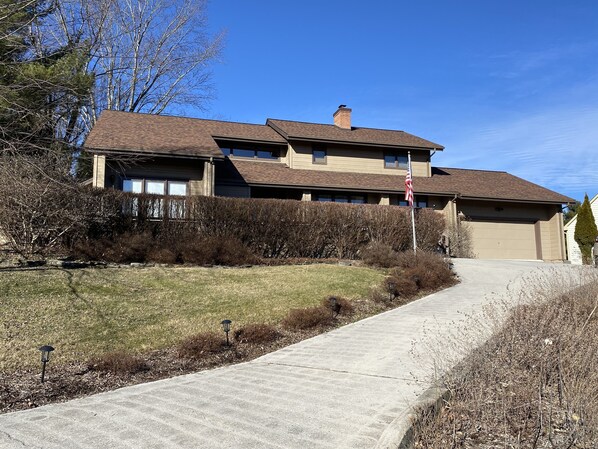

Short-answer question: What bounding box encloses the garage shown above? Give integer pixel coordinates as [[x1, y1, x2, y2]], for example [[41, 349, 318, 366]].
[[468, 220, 538, 260]]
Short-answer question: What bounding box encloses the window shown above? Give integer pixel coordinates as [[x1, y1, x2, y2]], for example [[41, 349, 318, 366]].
[[145, 180, 166, 195], [312, 146, 327, 164], [168, 181, 187, 196], [399, 196, 428, 208], [384, 153, 408, 169], [123, 179, 143, 193], [221, 147, 279, 159], [122, 178, 188, 219], [314, 193, 366, 204]]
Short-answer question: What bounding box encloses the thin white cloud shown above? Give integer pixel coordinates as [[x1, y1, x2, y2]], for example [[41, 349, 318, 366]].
[[437, 106, 598, 200]]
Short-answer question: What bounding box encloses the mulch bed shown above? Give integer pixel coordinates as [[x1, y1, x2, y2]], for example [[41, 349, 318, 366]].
[[0, 304, 379, 414]]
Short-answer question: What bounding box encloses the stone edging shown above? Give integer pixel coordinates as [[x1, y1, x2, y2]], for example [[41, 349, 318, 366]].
[[374, 383, 450, 449]]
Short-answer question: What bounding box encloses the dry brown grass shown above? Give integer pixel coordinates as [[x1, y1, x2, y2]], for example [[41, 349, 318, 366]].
[[413, 275, 598, 449]]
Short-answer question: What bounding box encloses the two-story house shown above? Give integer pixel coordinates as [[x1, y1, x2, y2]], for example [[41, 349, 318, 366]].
[[85, 106, 572, 261]]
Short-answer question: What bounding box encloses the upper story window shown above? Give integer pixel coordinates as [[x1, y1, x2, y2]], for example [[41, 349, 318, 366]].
[[221, 147, 279, 160], [312, 146, 327, 164], [384, 153, 408, 169]]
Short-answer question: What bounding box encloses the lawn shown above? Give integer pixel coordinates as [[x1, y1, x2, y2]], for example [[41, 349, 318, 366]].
[[0, 264, 383, 371]]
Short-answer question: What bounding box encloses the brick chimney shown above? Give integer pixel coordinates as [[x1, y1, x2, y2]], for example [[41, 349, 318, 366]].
[[333, 104, 352, 129]]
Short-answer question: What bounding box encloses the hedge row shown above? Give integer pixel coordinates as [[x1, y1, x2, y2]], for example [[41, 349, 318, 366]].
[[1, 179, 445, 260], [75, 192, 445, 261]]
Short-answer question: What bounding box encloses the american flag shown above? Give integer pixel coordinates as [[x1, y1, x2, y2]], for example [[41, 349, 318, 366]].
[[404, 163, 414, 207]]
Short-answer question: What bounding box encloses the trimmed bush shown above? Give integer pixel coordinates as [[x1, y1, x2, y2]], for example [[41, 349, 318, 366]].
[[360, 242, 401, 268], [282, 306, 334, 330], [234, 323, 279, 344], [321, 296, 354, 316], [178, 331, 226, 359], [392, 251, 454, 291], [65, 192, 446, 263], [383, 274, 419, 299], [88, 351, 149, 374]]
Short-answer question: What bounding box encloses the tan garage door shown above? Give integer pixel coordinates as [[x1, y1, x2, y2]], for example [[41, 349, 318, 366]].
[[468, 220, 538, 260]]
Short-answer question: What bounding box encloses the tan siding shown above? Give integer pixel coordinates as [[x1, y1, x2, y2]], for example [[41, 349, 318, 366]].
[[458, 201, 549, 221], [288, 142, 430, 177], [189, 180, 203, 196], [92, 155, 106, 188]]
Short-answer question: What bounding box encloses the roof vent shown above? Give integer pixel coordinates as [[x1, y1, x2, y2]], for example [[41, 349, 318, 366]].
[[333, 105, 351, 129]]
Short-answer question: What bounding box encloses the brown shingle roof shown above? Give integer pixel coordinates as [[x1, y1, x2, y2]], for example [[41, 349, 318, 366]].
[[84, 110, 286, 158], [228, 160, 572, 204], [266, 119, 444, 150]]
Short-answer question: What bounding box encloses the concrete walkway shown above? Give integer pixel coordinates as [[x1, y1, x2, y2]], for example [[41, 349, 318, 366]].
[[0, 260, 588, 449]]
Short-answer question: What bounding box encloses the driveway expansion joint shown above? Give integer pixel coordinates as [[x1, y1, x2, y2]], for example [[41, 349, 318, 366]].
[[257, 360, 425, 383]]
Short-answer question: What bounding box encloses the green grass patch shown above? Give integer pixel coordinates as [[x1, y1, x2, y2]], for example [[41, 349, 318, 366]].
[[0, 265, 383, 371]]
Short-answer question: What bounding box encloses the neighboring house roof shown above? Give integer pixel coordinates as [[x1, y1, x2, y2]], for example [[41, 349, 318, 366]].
[[266, 119, 444, 150], [84, 110, 286, 159], [228, 160, 573, 204]]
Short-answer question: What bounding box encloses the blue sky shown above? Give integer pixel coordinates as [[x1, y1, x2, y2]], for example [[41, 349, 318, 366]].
[[196, 0, 598, 202]]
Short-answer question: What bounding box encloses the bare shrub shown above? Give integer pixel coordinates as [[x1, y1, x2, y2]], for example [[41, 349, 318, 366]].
[[282, 306, 334, 330], [446, 219, 474, 258], [393, 250, 454, 289], [392, 276, 419, 298], [147, 247, 178, 264], [0, 155, 124, 257], [320, 296, 354, 316], [179, 236, 256, 266], [414, 209, 446, 251], [234, 323, 279, 344], [360, 242, 401, 268], [178, 331, 226, 359], [370, 287, 392, 304], [413, 277, 598, 448], [88, 351, 149, 374]]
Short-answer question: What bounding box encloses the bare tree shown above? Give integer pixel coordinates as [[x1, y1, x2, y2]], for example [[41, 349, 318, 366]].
[[51, 0, 224, 133]]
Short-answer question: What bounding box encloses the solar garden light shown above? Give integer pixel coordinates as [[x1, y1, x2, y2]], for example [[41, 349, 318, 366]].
[[387, 281, 396, 301], [38, 345, 54, 383], [221, 319, 232, 346]]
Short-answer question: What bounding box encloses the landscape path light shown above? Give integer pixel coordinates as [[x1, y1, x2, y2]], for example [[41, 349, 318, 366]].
[[38, 345, 54, 383], [387, 281, 396, 301], [329, 296, 341, 318], [221, 319, 232, 346]]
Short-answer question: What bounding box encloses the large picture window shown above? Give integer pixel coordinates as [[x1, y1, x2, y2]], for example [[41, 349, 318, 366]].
[[123, 178, 188, 218]]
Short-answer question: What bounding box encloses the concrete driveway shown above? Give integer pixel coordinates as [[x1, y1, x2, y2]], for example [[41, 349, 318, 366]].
[[0, 259, 588, 449]]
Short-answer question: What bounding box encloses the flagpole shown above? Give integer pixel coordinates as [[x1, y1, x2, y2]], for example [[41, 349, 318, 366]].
[[408, 151, 417, 253]]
